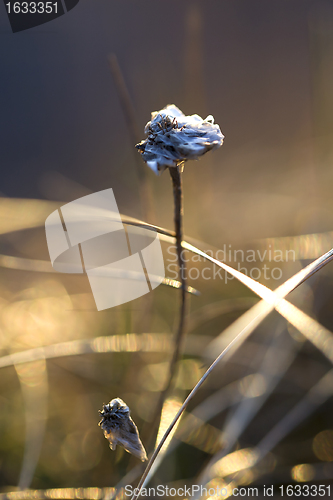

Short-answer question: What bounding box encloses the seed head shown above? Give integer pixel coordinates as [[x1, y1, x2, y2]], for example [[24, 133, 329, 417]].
[[136, 104, 224, 175], [98, 398, 147, 462]]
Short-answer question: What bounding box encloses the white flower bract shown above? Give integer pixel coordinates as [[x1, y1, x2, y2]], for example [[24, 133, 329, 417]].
[[136, 104, 224, 175]]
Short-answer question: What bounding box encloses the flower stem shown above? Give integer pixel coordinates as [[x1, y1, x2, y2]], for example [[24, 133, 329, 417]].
[[166, 163, 187, 387], [143, 163, 187, 448]]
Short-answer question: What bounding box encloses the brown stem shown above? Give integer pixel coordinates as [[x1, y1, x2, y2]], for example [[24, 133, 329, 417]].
[[166, 164, 187, 384], [143, 164, 187, 449]]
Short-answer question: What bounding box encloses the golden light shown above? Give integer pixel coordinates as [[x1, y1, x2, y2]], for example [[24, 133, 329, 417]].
[[211, 448, 259, 477], [313, 430, 333, 462], [0, 487, 116, 500], [1, 281, 85, 352], [291, 463, 315, 482], [175, 359, 203, 390], [139, 361, 169, 392], [139, 358, 203, 392], [179, 413, 223, 455], [155, 398, 183, 453], [206, 479, 234, 500], [261, 231, 333, 261]]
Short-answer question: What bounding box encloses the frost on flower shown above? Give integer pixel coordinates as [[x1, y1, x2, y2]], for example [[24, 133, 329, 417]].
[[136, 104, 224, 175]]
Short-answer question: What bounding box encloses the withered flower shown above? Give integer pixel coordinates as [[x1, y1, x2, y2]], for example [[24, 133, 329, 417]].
[[98, 398, 147, 462], [136, 104, 224, 174]]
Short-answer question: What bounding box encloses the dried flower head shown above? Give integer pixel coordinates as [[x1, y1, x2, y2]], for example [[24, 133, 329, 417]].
[[136, 104, 224, 175], [98, 397, 147, 462]]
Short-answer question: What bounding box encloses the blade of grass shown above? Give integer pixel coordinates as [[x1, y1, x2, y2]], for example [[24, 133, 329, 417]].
[[0, 333, 214, 369]]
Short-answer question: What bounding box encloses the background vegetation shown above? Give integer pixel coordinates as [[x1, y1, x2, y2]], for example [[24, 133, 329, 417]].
[[1, 1, 333, 498]]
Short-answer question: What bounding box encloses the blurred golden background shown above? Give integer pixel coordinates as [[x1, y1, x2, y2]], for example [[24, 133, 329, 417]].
[[1, 1, 333, 498]]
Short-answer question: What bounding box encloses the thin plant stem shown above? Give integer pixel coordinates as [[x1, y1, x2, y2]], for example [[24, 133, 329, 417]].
[[166, 163, 187, 389], [144, 164, 187, 448]]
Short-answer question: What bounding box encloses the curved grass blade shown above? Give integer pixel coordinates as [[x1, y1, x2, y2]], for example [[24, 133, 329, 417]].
[[0, 333, 213, 369], [0, 254, 199, 296]]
